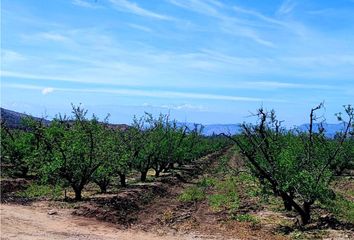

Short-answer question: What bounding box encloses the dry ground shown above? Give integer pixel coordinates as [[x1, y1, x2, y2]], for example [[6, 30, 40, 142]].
[[0, 203, 215, 240]]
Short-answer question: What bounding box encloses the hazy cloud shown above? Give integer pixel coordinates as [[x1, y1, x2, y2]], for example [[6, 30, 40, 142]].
[[109, 0, 173, 20], [72, 0, 101, 9], [38, 32, 71, 42], [128, 23, 153, 32], [1, 50, 26, 62], [41, 87, 54, 95], [278, 0, 297, 15], [4, 83, 284, 103]]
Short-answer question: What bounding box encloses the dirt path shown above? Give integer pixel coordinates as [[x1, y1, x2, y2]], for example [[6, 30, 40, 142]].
[[0, 203, 209, 240]]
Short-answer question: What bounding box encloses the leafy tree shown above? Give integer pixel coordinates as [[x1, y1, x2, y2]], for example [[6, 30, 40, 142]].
[[152, 120, 188, 177], [92, 161, 114, 193], [224, 104, 353, 225], [133, 113, 168, 181], [0, 121, 36, 178], [29, 105, 108, 200], [174, 124, 204, 166], [332, 128, 354, 175], [105, 126, 132, 188]]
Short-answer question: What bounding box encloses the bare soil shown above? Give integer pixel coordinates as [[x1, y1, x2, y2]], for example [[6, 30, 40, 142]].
[[0, 203, 211, 240]]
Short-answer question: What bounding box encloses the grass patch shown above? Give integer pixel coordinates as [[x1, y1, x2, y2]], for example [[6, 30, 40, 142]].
[[236, 172, 262, 197], [197, 177, 217, 188], [17, 183, 62, 199], [208, 193, 239, 211], [207, 177, 239, 212], [322, 194, 354, 223], [179, 186, 205, 202], [231, 213, 260, 224]]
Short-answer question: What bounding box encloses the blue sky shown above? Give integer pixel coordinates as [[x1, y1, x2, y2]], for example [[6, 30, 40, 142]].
[[1, 0, 353, 125]]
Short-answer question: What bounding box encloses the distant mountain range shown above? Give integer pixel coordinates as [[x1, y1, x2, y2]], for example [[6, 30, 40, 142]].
[[0, 108, 347, 137], [0, 108, 128, 131], [177, 122, 241, 136], [297, 123, 348, 138], [0, 108, 50, 129]]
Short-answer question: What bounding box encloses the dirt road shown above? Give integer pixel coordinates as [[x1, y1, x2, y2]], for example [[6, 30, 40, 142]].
[[0, 204, 208, 240]]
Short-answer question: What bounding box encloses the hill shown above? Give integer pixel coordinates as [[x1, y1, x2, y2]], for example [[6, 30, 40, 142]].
[[0, 108, 49, 129], [0, 108, 129, 131]]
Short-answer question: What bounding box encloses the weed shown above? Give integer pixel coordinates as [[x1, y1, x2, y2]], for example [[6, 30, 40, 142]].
[[322, 194, 354, 223], [179, 186, 205, 202], [208, 194, 227, 210], [197, 177, 217, 188], [162, 209, 174, 223], [207, 177, 239, 212], [290, 230, 306, 240], [208, 193, 239, 211], [232, 213, 260, 224], [17, 183, 62, 199]]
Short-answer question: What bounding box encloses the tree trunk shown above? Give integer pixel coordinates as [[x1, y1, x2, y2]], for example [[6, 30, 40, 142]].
[[99, 184, 107, 193], [163, 163, 174, 172], [140, 170, 148, 182], [95, 179, 109, 193], [300, 202, 311, 225], [73, 187, 83, 201], [279, 191, 312, 225], [155, 169, 161, 177], [17, 166, 29, 178], [281, 192, 293, 210], [119, 173, 126, 187]]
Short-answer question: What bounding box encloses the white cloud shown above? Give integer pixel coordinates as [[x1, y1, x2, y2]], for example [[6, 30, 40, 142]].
[[232, 6, 285, 27], [143, 103, 207, 111], [169, 103, 207, 111], [169, 0, 275, 47], [1, 50, 26, 62], [168, 0, 222, 17], [222, 26, 275, 47], [38, 32, 71, 42], [41, 87, 54, 95], [128, 23, 153, 32], [3, 83, 284, 103], [72, 0, 100, 9], [3, 25, 353, 91], [109, 0, 172, 20], [278, 0, 297, 15]]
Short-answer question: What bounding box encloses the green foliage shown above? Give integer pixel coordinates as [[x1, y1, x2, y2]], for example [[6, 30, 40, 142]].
[[197, 177, 217, 188], [322, 194, 354, 223], [1, 105, 229, 200], [126, 113, 227, 181], [0, 123, 36, 177], [92, 165, 113, 193], [179, 186, 205, 202], [178, 176, 239, 211], [231, 213, 260, 224], [17, 183, 62, 199], [227, 104, 354, 225], [235, 172, 262, 198], [208, 177, 239, 211], [28, 105, 108, 200]]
